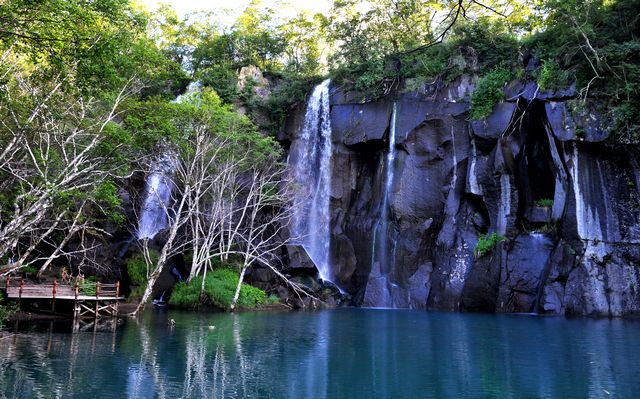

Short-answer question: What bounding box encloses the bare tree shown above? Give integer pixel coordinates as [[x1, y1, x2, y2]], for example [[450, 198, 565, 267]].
[[0, 54, 135, 278], [130, 119, 315, 314]]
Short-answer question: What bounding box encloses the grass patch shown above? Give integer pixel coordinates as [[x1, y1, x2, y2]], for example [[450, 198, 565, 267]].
[[532, 224, 556, 234], [475, 232, 506, 257], [170, 268, 267, 310], [470, 67, 512, 120], [535, 198, 554, 207]]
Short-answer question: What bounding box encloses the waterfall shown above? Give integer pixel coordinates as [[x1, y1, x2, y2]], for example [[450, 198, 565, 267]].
[[136, 83, 199, 240], [290, 79, 334, 283], [368, 102, 398, 307], [137, 154, 175, 240]]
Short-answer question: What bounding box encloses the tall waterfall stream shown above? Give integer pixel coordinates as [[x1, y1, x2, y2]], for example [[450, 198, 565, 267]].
[[290, 79, 335, 284]]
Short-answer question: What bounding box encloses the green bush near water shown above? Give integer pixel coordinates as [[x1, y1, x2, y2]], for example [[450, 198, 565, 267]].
[[126, 251, 159, 299], [475, 232, 506, 258], [0, 294, 16, 327], [170, 268, 267, 310]]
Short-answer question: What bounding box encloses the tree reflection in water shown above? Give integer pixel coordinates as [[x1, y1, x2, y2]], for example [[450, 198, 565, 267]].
[[1, 310, 640, 398]]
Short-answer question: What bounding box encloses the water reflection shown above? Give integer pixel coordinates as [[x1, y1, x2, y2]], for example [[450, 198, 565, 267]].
[[1, 310, 640, 398]]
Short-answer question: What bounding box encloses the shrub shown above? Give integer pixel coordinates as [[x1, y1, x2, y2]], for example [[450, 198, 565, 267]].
[[266, 295, 280, 305], [20, 266, 38, 276], [470, 67, 513, 120], [169, 268, 267, 310], [170, 280, 203, 308], [537, 60, 569, 92], [80, 282, 96, 296], [197, 64, 239, 104], [262, 73, 321, 135], [535, 198, 554, 207], [126, 251, 158, 299], [0, 294, 15, 327], [475, 232, 506, 257]]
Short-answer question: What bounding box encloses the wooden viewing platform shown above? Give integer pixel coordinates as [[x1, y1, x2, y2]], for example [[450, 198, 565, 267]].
[[3, 278, 124, 319]]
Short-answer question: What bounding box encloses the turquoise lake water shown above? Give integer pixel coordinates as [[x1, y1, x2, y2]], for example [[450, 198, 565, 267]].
[[1, 309, 639, 398]]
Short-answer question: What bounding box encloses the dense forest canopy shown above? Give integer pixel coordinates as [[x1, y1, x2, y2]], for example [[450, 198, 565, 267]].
[[0, 0, 638, 314]]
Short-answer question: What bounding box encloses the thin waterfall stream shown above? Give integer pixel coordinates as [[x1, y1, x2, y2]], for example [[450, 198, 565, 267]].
[[290, 79, 335, 285], [369, 102, 398, 307]]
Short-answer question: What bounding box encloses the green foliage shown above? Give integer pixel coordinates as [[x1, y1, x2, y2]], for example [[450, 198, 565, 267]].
[[80, 282, 97, 296], [470, 68, 512, 120], [537, 60, 569, 92], [535, 198, 554, 207], [328, 1, 522, 97], [324, 0, 640, 144], [532, 0, 640, 143], [169, 280, 203, 308], [0, 0, 186, 98], [327, 0, 435, 73], [197, 64, 239, 104], [20, 266, 38, 276], [266, 295, 280, 305], [126, 251, 158, 298], [190, 1, 289, 75], [475, 232, 506, 257], [262, 73, 322, 135], [0, 294, 16, 328], [449, 19, 520, 73], [170, 268, 267, 310], [533, 223, 556, 234], [122, 88, 281, 167], [93, 180, 125, 224]]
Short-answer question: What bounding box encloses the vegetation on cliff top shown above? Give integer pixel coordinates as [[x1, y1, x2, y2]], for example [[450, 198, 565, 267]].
[[325, 0, 640, 142]]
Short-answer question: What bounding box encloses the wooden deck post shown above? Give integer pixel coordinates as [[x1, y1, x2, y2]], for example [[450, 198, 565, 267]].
[[52, 278, 57, 312], [94, 283, 99, 318], [5, 277, 9, 291], [115, 281, 120, 316], [19, 279, 23, 300]]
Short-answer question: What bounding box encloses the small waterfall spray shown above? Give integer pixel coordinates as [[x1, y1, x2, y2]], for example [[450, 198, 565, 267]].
[[369, 102, 398, 307], [290, 79, 335, 284]]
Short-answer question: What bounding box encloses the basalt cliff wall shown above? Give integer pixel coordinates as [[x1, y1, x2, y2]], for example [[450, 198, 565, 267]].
[[279, 77, 640, 317]]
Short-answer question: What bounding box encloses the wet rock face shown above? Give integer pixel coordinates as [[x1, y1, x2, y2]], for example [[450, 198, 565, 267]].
[[497, 234, 555, 313], [282, 76, 640, 317]]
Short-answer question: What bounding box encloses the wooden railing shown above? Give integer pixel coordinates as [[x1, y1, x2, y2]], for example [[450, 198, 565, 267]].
[[4, 277, 121, 300]]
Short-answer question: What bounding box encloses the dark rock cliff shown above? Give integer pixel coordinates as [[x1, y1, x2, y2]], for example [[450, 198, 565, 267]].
[[280, 76, 640, 317]]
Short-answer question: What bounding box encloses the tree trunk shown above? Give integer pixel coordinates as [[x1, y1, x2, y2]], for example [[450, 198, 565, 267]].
[[230, 265, 248, 312]]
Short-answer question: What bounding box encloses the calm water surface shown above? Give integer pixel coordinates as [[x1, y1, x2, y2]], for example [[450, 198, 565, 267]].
[[1, 309, 639, 398]]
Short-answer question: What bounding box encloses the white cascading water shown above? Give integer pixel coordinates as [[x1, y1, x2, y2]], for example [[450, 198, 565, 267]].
[[137, 153, 175, 240], [369, 102, 398, 307], [136, 83, 201, 240], [290, 79, 334, 283]]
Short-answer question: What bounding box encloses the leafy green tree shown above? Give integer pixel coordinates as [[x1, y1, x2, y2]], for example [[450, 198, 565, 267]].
[[279, 12, 325, 76], [0, 0, 186, 97], [0, 0, 188, 277]]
